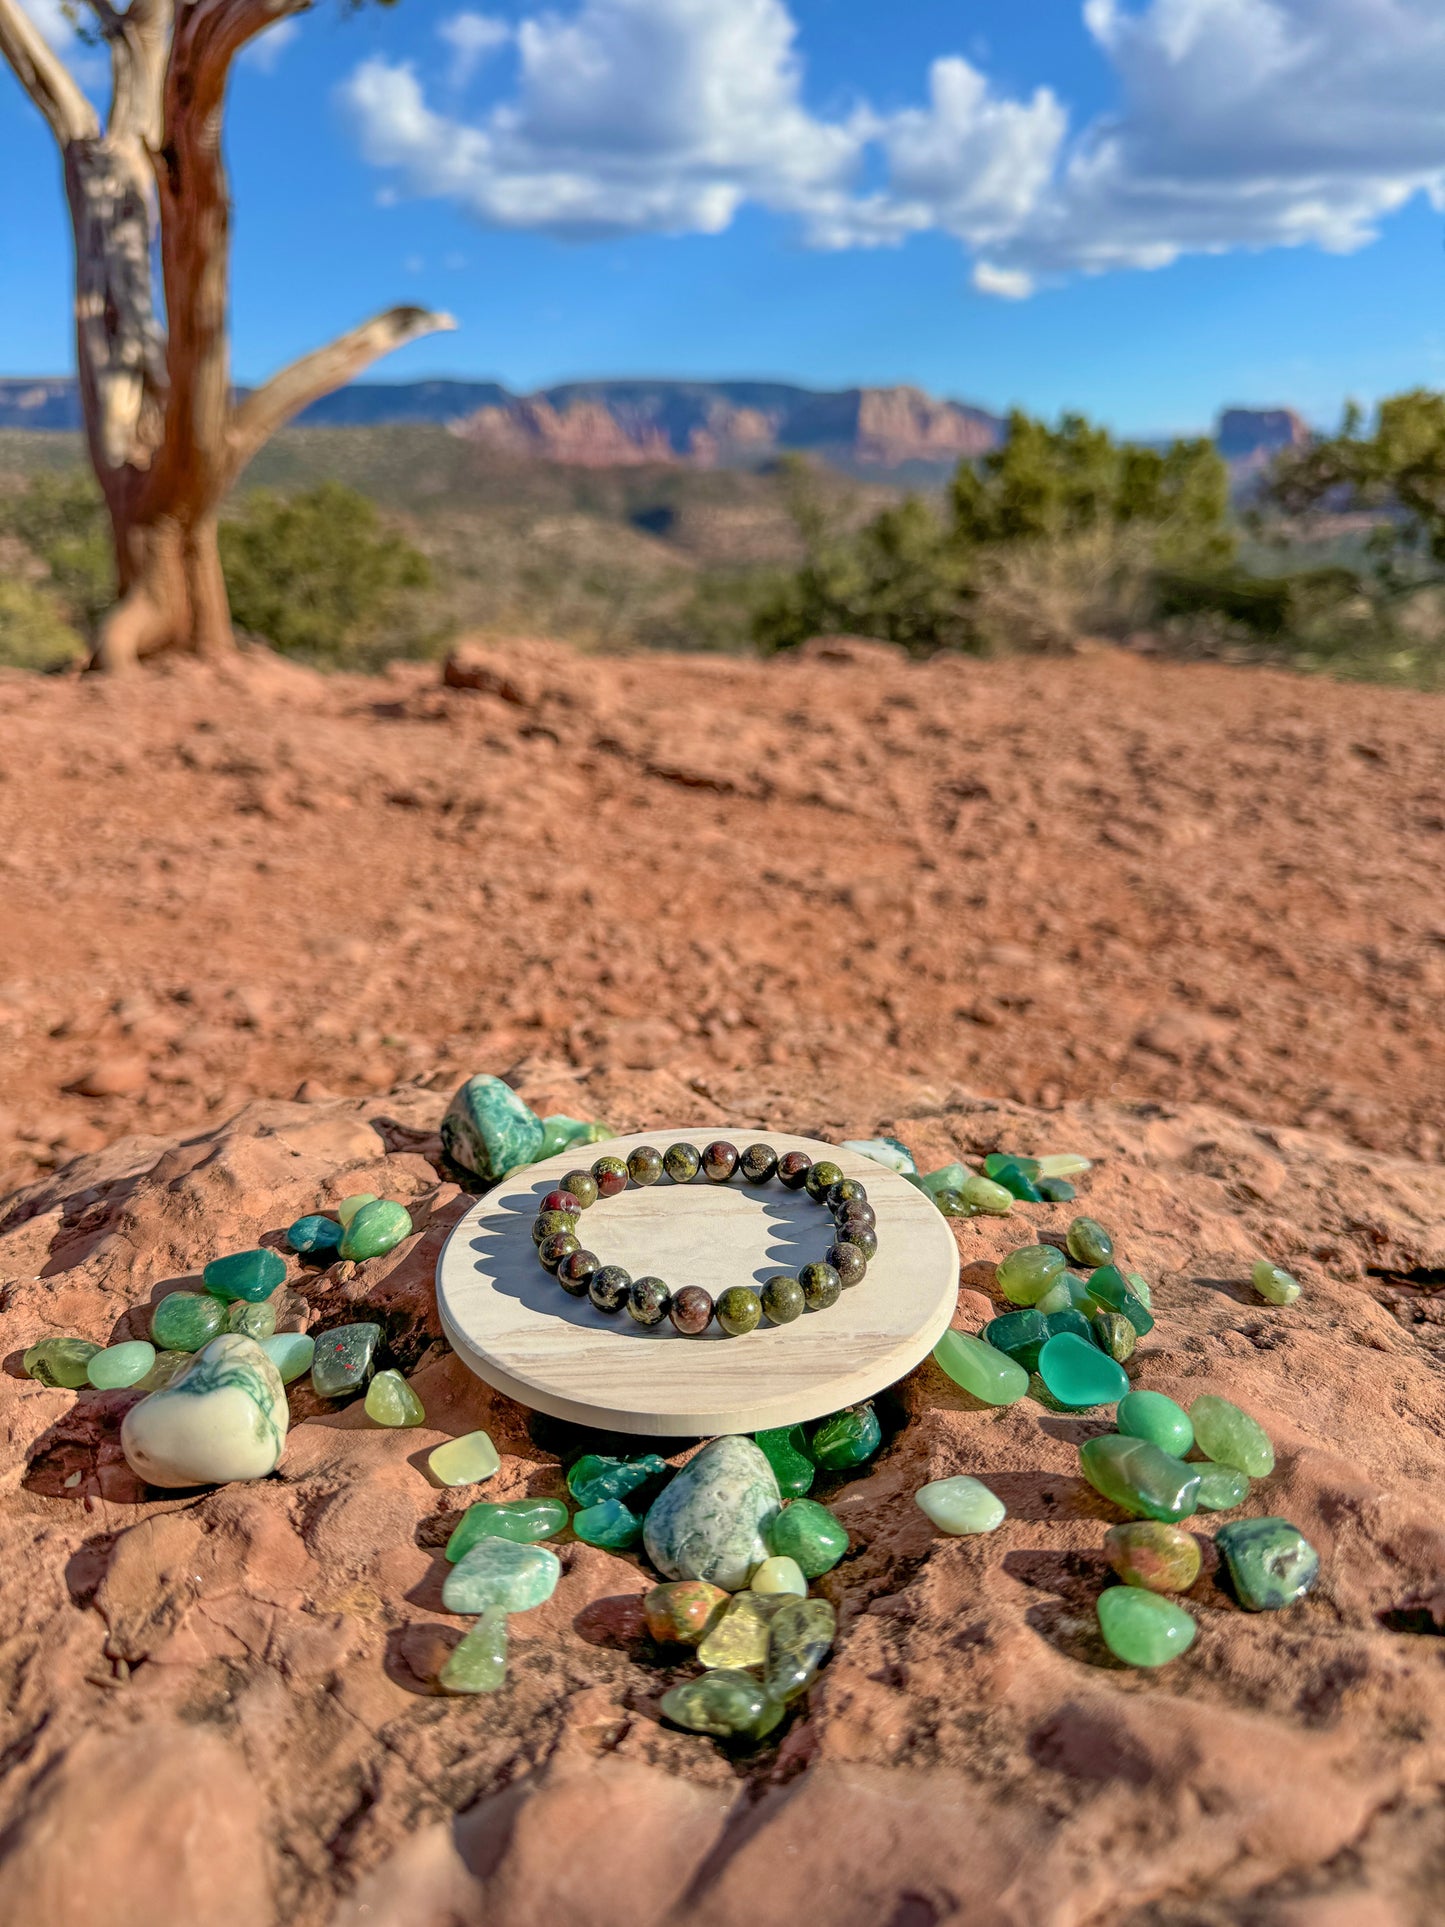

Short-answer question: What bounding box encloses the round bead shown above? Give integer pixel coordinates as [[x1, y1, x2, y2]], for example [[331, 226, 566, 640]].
[[541, 1188, 582, 1215], [588, 1265, 631, 1313], [556, 1249, 599, 1295], [626, 1276, 672, 1327], [835, 1200, 876, 1234], [663, 1142, 701, 1184], [827, 1178, 868, 1212], [670, 1286, 714, 1335], [627, 1145, 664, 1187], [591, 1156, 628, 1198], [538, 1231, 580, 1272], [716, 1287, 762, 1336], [739, 1143, 779, 1184], [560, 1170, 599, 1208], [776, 1151, 813, 1190], [827, 1241, 867, 1288], [804, 1160, 844, 1202], [701, 1140, 739, 1182], [532, 1209, 577, 1245], [761, 1275, 805, 1325], [846, 1225, 878, 1261], [800, 1262, 842, 1310]]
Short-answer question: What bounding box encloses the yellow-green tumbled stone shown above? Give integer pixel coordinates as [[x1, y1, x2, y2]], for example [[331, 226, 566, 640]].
[[439, 1606, 508, 1694], [340, 1199, 413, 1263], [429, 1430, 501, 1486], [661, 1670, 784, 1740], [765, 1596, 836, 1701], [697, 1590, 786, 1669], [1097, 1586, 1197, 1666], [750, 1555, 807, 1596], [1189, 1394, 1275, 1478], [1104, 1520, 1202, 1593], [959, 1173, 1014, 1215], [336, 1193, 378, 1227], [933, 1330, 1029, 1406], [1252, 1260, 1301, 1306], [995, 1244, 1068, 1306], [25, 1337, 101, 1388], [364, 1369, 425, 1427]]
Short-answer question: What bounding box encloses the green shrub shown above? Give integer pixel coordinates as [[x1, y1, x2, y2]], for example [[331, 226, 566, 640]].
[[1153, 564, 1363, 636], [0, 471, 112, 631], [0, 577, 87, 670]]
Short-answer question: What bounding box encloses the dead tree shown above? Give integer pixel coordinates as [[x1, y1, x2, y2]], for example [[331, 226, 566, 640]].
[[0, 0, 454, 667]]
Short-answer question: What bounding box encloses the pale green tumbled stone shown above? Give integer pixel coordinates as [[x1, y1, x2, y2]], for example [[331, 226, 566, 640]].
[[643, 1435, 780, 1592], [339, 1199, 413, 1263], [439, 1606, 508, 1694], [25, 1337, 101, 1388], [933, 1330, 1028, 1406], [538, 1114, 612, 1159], [446, 1499, 569, 1560], [914, 1475, 1006, 1535], [995, 1243, 1068, 1306], [259, 1332, 315, 1384], [1126, 1271, 1153, 1309], [1196, 1465, 1250, 1511], [441, 1074, 545, 1181], [429, 1430, 501, 1486], [86, 1341, 156, 1390], [1252, 1260, 1301, 1306], [1189, 1394, 1275, 1477], [336, 1193, 378, 1227], [1097, 1586, 1197, 1666], [959, 1173, 1014, 1215], [1037, 1154, 1092, 1179], [1117, 1390, 1194, 1457], [364, 1369, 425, 1427], [750, 1555, 807, 1596], [661, 1669, 784, 1740], [120, 1335, 288, 1487], [442, 1538, 560, 1614]]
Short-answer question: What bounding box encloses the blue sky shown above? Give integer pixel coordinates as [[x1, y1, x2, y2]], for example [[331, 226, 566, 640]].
[[3, 0, 1445, 434]]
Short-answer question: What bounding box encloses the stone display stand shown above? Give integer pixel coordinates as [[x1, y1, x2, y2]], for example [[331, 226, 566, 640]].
[[436, 1130, 959, 1436]]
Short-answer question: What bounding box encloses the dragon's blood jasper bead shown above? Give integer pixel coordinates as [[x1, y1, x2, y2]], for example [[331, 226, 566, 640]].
[[827, 1178, 868, 1213], [590, 1155, 628, 1198], [845, 1225, 878, 1261], [663, 1142, 702, 1183], [541, 1188, 583, 1215], [804, 1160, 844, 1202], [739, 1143, 779, 1184], [627, 1145, 664, 1187], [776, 1151, 813, 1190], [716, 1287, 761, 1336], [760, 1274, 805, 1325], [826, 1241, 867, 1288], [701, 1140, 740, 1181], [559, 1169, 599, 1208], [670, 1285, 715, 1335], [588, 1265, 631, 1313], [556, 1249, 599, 1296], [799, 1263, 841, 1310], [532, 1209, 577, 1245], [626, 1276, 671, 1326], [537, 1231, 580, 1272]]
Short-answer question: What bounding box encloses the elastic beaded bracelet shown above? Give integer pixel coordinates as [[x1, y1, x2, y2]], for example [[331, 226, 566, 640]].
[[530, 1143, 875, 1338]]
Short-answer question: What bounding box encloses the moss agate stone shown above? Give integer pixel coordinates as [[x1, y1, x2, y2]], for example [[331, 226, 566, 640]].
[[428, 1430, 501, 1486], [446, 1498, 569, 1560], [567, 1452, 667, 1508], [643, 1579, 729, 1645], [1097, 1586, 1197, 1667], [441, 1074, 545, 1181], [287, 1214, 342, 1256], [1117, 1390, 1194, 1457], [1196, 1465, 1250, 1511], [914, 1475, 1005, 1535], [442, 1538, 561, 1614], [1216, 1517, 1319, 1610], [750, 1555, 807, 1596], [1252, 1259, 1301, 1306], [225, 1299, 278, 1341], [839, 1136, 916, 1175], [1079, 1434, 1201, 1523], [1087, 1265, 1155, 1335], [1093, 1312, 1137, 1363], [810, 1402, 881, 1470], [151, 1291, 227, 1353], [120, 1335, 288, 1488], [698, 1590, 785, 1669], [310, 1322, 381, 1398], [1037, 1333, 1128, 1410], [765, 1596, 836, 1702], [995, 1243, 1068, 1306], [1104, 1520, 1202, 1593], [765, 1498, 847, 1578], [1189, 1395, 1275, 1477], [573, 1498, 644, 1549], [364, 1369, 425, 1427], [339, 1199, 413, 1262], [259, 1332, 315, 1384], [87, 1341, 156, 1390], [643, 1436, 780, 1591], [202, 1247, 286, 1304], [661, 1670, 784, 1741], [1066, 1217, 1114, 1266], [754, 1425, 815, 1497], [933, 1330, 1028, 1406], [439, 1607, 508, 1694], [24, 1337, 101, 1388]]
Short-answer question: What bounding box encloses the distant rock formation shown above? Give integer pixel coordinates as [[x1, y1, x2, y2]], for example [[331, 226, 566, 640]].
[[1216, 407, 1311, 464]]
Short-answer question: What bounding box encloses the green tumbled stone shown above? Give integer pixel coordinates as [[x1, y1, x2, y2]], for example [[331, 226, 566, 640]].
[[958, 1173, 1014, 1215], [716, 1286, 762, 1336], [1087, 1265, 1154, 1335], [1126, 1271, 1153, 1309], [914, 1475, 1006, 1535], [1037, 1178, 1076, 1202], [1044, 1308, 1097, 1346], [1252, 1259, 1301, 1306], [136, 1348, 192, 1390], [364, 1368, 425, 1427], [1037, 1154, 1092, 1179], [1031, 1275, 1076, 1315], [984, 1152, 1041, 1180], [567, 1452, 668, 1509], [339, 1199, 413, 1263], [934, 1329, 1029, 1406], [24, 1337, 101, 1388], [1104, 1520, 1202, 1593], [1097, 1586, 1197, 1667], [439, 1606, 508, 1694], [1037, 1333, 1129, 1410], [810, 1403, 881, 1471], [1215, 1516, 1319, 1610], [337, 1193, 378, 1227], [1079, 1434, 1201, 1523], [643, 1580, 730, 1645], [932, 1187, 975, 1218], [259, 1332, 315, 1384], [766, 1498, 847, 1578], [697, 1590, 786, 1669], [441, 1074, 545, 1181], [442, 1538, 561, 1614], [1196, 1465, 1250, 1512], [981, 1308, 1049, 1373], [428, 1430, 501, 1486], [754, 1425, 815, 1497], [1093, 1312, 1137, 1362], [86, 1340, 156, 1390], [1117, 1389, 1193, 1457], [661, 1669, 784, 1741], [572, 1497, 644, 1549], [995, 1243, 1068, 1307], [1189, 1394, 1274, 1477], [1066, 1216, 1114, 1267], [446, 1499, 569, 1560], [202, 1247, 286, 1304], [226, 1299, 277, 1341], [151, 1291, 227, 1353], [749, 1555, 807, 1595], [984, 1157, 1044, 1202], [287, 1214, 342, 1256], [765, 1596, 836, 1701], [539, 1115, 611, 1159], [310, 1322, 381, 1398]]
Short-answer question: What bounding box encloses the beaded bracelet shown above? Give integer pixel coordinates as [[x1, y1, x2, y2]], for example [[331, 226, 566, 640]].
[[530, 1141, 877, 1338]]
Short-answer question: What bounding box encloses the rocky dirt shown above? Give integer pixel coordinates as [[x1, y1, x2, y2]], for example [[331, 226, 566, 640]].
[[2, 640, 1445, 1926]]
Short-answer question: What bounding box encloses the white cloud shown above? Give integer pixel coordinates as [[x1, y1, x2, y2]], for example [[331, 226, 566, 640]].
[[241, 17, 299, 74], [340, 0, 1445, 292]]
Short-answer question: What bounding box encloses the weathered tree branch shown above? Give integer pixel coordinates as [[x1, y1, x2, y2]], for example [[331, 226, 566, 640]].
[[0, 0, 98, 143], [226, 305, 458, 484]]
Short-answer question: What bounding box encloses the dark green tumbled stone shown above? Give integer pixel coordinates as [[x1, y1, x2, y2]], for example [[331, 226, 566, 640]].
[[982, 1308, 1049, 1373], [765, 1596, 836, 1702], [761, 1275, 805, 1325], [626, 1276, 671, 1326], [739, 1143, 778, 1184], [754, 1425, 814, 1497], [1093, 1311, 1138, 1362], [1079, 1433, 1201, 1523], [985, 1156, 1044, 1202], [202, 1247, 286, 1304], [1038, 1177, 1076, 1202], [810, 1403, 881, 1470], [588, 1265, 631, 1313], [799, 1262, 842, 1310], [559, 1169, 600, 1208], [661, 1669, 784, 1740], [310, 1322, 381, 1398], [766, 1498, 847, 1577], [663, 1142, 701, 1183], [626, 1145, 663, 1187], [446, 1498, 570, 1559], [151, 1291, 227, 1352], [804, 1160, 844, 1202], [985, 1152, 1041, 1179], [716, 1286, 762, 1336], [1088, 1264, 1155, 1335], [1043, 1307, 1097, 1346], [1215, 1516, 1320, 1610], [567, 1452, 668, 1508], [572, 1498, 644, 1549], [287, 1214, 342, 1256]]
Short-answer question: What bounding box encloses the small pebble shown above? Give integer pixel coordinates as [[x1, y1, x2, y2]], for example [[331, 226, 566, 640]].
[[697, 1590, 784, 1668], [1252, 1259, 1301, 1306], [428, 1430, 501, 1486], [1037, 1154, 1092, 1178], [643, 1579, 729, 1645], [765, 1596, 836, 1701], [1195, 1465, 1250, 1511], [364, 1368, 425, 1427], [151, 1291, 226, 1353], [1037, 1332, 1128, 1409], [661, 1669, 783, 1740], [914, 1475, 1005, 1535], [226, 1300, 277, 1340], [1066, 1216, 1114, 1266], [310, 1322, 381, 1398], [1117, 1389, 1194, 1457], [766, 1498, 847, 1577], [958, 1173, 1013, 1215], [1215, 1516, 1319, 1610], [995, 1244, 1068, 1306]]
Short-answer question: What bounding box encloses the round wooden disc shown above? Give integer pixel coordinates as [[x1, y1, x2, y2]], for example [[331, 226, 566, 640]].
[[435, 1129, 960, 1436]]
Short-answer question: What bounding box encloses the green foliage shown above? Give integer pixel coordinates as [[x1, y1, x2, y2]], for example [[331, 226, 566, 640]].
[[1153, 564, 1363, 637], [0, 470, 112, 629], [0, 577, 87, 670], [218, 482, 440, 665]]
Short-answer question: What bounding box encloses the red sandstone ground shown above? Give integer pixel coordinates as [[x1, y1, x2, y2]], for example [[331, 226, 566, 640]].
[[2, 640, 1445, 1926]]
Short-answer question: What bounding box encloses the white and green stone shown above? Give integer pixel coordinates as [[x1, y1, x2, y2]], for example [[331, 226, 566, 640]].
[[441, 1074, 545, 1181], [442, 1538, 561, 1614], [643, 1434, 781, 1592], [914, 1475, 1006, 1535], [120, 1334, 288, 1487]]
